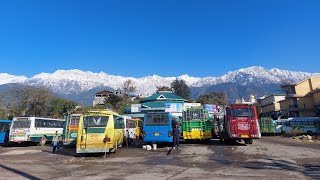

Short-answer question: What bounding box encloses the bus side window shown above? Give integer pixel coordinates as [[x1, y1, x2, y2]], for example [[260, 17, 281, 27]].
[[35, 119, 40, 128], [114, 116, 124, 129], [0, 124, 4, 132]]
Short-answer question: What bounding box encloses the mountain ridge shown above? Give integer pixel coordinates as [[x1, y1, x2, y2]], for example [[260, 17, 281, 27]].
[[1, 66, 319, 105]]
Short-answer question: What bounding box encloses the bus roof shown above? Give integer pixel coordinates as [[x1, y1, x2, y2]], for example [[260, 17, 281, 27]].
[[14, 117, 64, 121], [85, 109, 119, 116], [0, 120, 12, 123], [228, 104, 253, 108]]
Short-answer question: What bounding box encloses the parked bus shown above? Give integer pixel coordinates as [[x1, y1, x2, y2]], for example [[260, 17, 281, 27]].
[[219, 104, 260, 144], [63, 114, 81, 145], [123, 115, 136, 140], [134, 118, 143, 139], [275, 119, 290, 134], [143, 112, 179, 143], [259, 117, 276, 135], [76, 110, 125, 154], [276, 117, 320, 135], [211, 116, 219, 138], [9, 117, 64, 145], [182, 107, 212, 140], [0, 120, 11, 145]]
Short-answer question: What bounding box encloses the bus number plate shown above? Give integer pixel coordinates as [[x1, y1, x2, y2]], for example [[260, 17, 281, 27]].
[[241, 134, 249, 138], [154, 133, 159, 136]]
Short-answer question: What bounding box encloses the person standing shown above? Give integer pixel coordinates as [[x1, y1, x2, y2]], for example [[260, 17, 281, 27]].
[[172, 124, 180, 149], [125, 129, 130, 148], [52, 131, 59, 153]]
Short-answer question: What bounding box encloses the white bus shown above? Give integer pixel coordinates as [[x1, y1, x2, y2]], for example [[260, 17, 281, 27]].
[[9, 117, 65, 145], [123, 116, 137, 140]]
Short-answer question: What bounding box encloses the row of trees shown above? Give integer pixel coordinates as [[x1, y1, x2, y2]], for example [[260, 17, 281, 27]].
[[0, 86, 78, 119]]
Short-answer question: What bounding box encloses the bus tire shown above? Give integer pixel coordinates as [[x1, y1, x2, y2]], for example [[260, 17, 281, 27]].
[[110, 141, 118, 153], [249, 139, 253, 144], [39, 136, 47, 146], [118, 140, 122, 148], [244, 139, 249, 144], [307, 130, 313, 135]]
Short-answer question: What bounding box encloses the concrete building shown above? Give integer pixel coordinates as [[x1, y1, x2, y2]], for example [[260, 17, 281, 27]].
[[93, 90, 113, 107], [279, 76, 320, 117], [92, 90, 124, 107], [124, 91, 188, 119], [236, 95, 256, 104], [258, 94, 285, 117]]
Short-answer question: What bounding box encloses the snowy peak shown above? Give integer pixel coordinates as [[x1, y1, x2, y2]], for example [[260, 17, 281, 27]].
[[0, 73, 27, 85], [1, 66, 320, 96]]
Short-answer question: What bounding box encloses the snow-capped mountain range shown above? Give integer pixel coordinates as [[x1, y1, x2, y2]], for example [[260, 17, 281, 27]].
[[0, 66, 319, 104]]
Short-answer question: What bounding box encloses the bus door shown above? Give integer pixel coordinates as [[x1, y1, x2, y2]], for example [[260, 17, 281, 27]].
[[64, 116, 71, 143], [79, 122, 87, 149]]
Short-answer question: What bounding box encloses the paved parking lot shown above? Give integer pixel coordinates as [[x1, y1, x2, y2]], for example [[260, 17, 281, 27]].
[[0, 137, 320, 180]]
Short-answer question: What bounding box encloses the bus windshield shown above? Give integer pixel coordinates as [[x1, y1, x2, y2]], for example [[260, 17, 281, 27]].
[[146, 113, 169, 126], [70, 116, 80, 125], [0, 123, 11, 132], [126, 120, 136, 128], [84, 116, 109, 127], [185, 110, 206, 121], [12, 119, 31, 129], [230, 108, 254, 117]]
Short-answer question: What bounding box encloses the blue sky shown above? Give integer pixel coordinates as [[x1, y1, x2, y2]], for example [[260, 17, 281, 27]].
[[0, 1, 319, 77]]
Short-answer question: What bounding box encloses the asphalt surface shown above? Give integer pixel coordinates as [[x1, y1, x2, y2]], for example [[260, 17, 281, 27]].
[[0, 137, 320, 180]]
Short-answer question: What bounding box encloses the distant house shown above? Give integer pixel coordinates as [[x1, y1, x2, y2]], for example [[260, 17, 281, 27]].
[[258, 94, 286, 117], [235, 95, 256, 105], [279, 76, 320, 117], [92, 90, 125, 107], [139, 91, 188, 117], [92, 90, 113, 107]]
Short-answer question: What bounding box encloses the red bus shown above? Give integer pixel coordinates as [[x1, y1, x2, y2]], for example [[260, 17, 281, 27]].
[[219, 104, 260, 144]]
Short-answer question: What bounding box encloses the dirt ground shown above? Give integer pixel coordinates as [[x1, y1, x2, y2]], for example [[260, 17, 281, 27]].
[[0, 137, 320, 180]]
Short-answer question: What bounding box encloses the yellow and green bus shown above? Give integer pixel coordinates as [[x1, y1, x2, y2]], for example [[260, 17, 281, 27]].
[[76, 110, 125, 154], [63, 114, 81, 146], [182, 107, 212, 140]]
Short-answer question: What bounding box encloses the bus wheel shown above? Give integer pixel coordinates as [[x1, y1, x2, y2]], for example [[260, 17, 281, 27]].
[[248, 139, 253, 144], [244, 139, 249, 144], [39, 136, 47, 146], [110, 141, 118, 153], [307, 130, 313, 135], [118, 141, 123, 148]]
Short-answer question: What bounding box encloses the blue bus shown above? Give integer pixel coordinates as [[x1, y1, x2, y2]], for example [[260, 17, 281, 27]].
[[0, 120, 12, 145], [143, 112, 179, 143]]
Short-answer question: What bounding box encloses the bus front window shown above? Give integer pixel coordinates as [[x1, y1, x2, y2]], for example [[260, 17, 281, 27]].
[[230, 108, 254, 117], [146, 114, 169, 126], [12, 119, 31, 129], [84, 116, 109, 127]]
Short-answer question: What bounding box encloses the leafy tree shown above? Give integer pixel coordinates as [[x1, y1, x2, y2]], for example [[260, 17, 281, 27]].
[[104, 94, 124, 111], [7, 86, 53, 116], [0, 108, 6, 119], [49, 98, 78, 118], [117, 99, 140, 114], [156, 86, 172, 92], [196, 92, 228, 105], [4, 86, 78, 118], [171, 79, 191, 100], [122, 80, 136, 98]]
